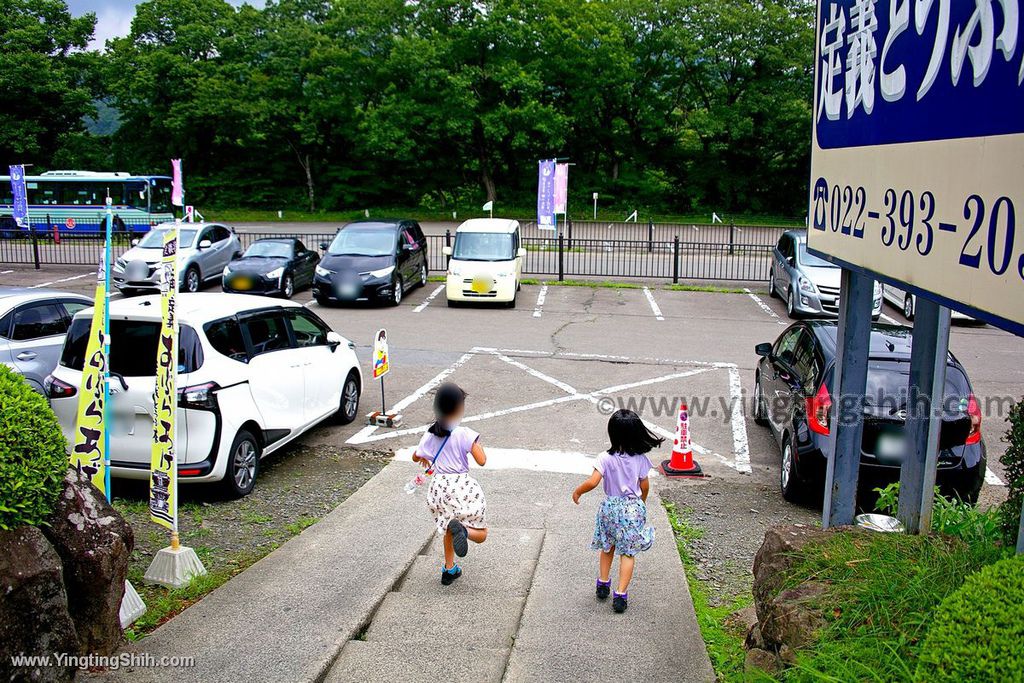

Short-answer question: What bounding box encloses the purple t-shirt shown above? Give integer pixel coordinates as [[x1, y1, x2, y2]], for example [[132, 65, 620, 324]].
[[415, 426, 480, 475], [595, 451, 653, 498]]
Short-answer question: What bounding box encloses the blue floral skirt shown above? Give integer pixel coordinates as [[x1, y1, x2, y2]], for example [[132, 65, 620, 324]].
[[591, 496, 655, 556]]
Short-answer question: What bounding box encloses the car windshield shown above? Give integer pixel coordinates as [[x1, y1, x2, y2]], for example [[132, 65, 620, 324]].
[[138, 228, 198, 249], [798, 244, 836, 268], [245, 242, 292, 258], [327, 229, 394, 256], [453, 232, 514, 261]]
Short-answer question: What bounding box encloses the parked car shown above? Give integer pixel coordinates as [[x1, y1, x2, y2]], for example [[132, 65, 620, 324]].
[[881, 284, 979, 323], [0, 287, 92, 393], [752, 320, 985, 505], [222, 237, 319, 299], [769, 230, 882, 320], [113, 222, 242, 295], [46, 294, 362, 496], [443, 218, 525, 307], [313, 220, 428, 306]]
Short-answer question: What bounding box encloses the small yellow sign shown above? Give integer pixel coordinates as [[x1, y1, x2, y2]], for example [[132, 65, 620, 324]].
[[373, 329, 389, 379]]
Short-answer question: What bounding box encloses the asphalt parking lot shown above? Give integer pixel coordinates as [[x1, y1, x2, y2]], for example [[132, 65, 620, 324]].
[[3, 263, 1021, 508]]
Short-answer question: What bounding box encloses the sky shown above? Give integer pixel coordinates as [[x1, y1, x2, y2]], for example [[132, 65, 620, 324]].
[[66, 1, 266, 49]]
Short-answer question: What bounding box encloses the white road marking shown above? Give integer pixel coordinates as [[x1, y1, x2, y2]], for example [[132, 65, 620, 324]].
[[642, 286, 664, 321], [743, 287, 786, 325], [727, 366, 752, 473], [493, 351, 579, 395], [413, 285, 444, 313], [879, 312, 899, 324], [28, 281, 55, 289], [0, 270, 13, 275], [591, 369, 709, 396], [985, 468, 1005, 486], [532, 285, 548, 318], [54, 273, 91, 284]]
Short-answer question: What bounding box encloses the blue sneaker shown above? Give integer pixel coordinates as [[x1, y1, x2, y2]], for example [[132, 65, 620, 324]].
[[441, 564, 462, 586]]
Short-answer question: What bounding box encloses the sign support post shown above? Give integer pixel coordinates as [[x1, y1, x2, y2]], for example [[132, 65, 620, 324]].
[[897, 299, 951, 533], [368, 329, 402, 428], [822, 269, 874, 528]]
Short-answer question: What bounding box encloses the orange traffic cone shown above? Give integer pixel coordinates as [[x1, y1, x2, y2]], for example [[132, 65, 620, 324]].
[[661, 401, 704, 477]]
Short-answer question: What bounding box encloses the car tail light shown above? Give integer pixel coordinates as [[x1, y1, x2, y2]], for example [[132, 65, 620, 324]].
[[179, 469, 202, 477], [806, 382, 832, 435], [965, 394, 982, 445], [44, 374, 77, 399], [179, 382, 219, 410]]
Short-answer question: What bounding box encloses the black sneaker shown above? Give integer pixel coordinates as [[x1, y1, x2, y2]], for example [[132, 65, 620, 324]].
[[612, 592, 628, 613], [596, 580, 611, 600], [448, 520, 469, 558], [441, 565, 462, 585]]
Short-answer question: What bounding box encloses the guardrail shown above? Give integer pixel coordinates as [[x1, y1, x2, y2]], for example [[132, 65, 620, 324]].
[[2, 222, 776, 283]]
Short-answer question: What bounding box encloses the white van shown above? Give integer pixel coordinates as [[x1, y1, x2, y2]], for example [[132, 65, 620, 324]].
[[443, 219, 525, 307]]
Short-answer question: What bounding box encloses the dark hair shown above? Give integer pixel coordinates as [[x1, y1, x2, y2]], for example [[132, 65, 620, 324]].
[[428, 383, 467, 437], [607, 409, 664, 455]]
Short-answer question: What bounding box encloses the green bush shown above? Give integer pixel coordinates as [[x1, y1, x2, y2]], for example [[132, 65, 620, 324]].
[[0, 365, 69, 530], [916, 554, 1024, 682], [1000, 398, 1024, 545]]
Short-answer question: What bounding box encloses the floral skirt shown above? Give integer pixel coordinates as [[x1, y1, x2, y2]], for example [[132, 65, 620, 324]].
[[591, 496, 655, 556], [426, 473, 487, 534]]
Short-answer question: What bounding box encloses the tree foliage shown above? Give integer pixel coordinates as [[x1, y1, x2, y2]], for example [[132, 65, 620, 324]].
[[27, 0, 815, 216]]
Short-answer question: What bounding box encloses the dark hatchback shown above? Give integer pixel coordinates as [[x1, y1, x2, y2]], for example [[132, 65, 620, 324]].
[[222, 238, 319, 299], [753, 321, 985, 505], [313, 220, 428, 306]]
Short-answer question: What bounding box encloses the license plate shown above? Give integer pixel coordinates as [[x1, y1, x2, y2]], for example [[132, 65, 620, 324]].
[[232, 276, 252, 291], [876, 433, 905, 462], [339, 283, 359, 297]]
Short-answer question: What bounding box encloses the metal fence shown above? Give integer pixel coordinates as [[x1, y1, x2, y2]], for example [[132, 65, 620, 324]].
[[3, 221, 777, 283]]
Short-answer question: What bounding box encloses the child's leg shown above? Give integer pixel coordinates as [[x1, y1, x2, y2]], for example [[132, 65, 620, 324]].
[[616, 555, 636, 594], [442, 528, 456, 569], [598, 547, 615, 582], [467, 527, 488, 544]]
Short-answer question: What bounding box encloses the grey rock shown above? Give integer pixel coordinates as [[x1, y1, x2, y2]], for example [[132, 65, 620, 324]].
[[0, 526, 78, 683], [752, 524, 832, 628], [725, 605, 758, 633], [42, 469, 134, 656], [759, 581, 828, 649], [744, 622, 766, 651], [744, 648, 780, 675]]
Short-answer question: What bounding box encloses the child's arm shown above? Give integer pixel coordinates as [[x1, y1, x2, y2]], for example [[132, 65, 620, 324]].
[[573, 470, 603, 505], [411, 452, 430, 468], [470, 441, 486, 466], [639, 477, 650, 503]]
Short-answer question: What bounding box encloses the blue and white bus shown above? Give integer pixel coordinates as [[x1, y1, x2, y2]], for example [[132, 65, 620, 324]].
[[0, 170, 174, 234]]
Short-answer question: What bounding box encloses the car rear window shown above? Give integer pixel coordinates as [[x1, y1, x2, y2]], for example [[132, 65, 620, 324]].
[[825, 360, 972, 413], [61, 318, 203, 375]]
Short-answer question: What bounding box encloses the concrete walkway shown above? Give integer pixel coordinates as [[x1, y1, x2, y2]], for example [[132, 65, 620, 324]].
[[108, 463, 714, 683]]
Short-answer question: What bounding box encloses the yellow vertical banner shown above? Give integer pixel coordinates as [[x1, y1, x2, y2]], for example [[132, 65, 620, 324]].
[[149, 226, 178, 530], [70, 255, 108, 494]]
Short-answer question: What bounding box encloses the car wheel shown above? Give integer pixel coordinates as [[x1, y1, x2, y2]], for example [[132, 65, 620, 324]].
[[221, 429, 260, 497], [183, 266, 201, 293], [419, 264, 427, 288], [780, 435, 802, 503], [314, 294, 330, 307], [281, 274, 294, 299], [391, 276, 403, 306], [769, 271, 778, 298], [335, 371, 361, 425], [506, 291, 517, 309], [903, 294, 915, 320], [120, 287, 138, 297], [786, 288, 798, 319], [753, 373, 769, 426], [447, 299, 459, 308]]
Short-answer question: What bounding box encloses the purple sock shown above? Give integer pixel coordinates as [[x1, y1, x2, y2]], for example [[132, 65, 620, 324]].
[[597, 579, 611, 587], [614, 591, 627, 599]]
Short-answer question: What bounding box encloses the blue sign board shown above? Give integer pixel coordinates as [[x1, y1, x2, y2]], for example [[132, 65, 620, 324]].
[[9, 165, 28, 228], [815, 0, 1024, 149], [537, 159, 556, 230]]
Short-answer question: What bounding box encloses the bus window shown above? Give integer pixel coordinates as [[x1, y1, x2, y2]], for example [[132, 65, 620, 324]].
[[62, 183, 106, 206], [0, 186, 12, 206], [26, 183, 60, 206], [151, 179, 172, 213], [123, 181, 148, 208]]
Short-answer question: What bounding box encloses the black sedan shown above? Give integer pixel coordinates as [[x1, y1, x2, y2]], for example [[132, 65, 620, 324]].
[[222, 238, 319, 299], [753, 321, 985, 505]]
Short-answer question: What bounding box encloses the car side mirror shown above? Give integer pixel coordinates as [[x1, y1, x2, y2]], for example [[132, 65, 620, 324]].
[[199, 239, 212, 249], [755, 343, 773, 358], [517, 248, 527, 258], [326, 331, 343, 352], [319, 242, 328, 251], [442, 246, 452, 256], [131, 238, 139, 247], [787, 256, 796, 267]]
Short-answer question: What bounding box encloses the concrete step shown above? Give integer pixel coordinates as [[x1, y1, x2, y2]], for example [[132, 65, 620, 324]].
[[398, 528, 544, 596], [364, 591, 525, 648], [326, 641, 508, 683]]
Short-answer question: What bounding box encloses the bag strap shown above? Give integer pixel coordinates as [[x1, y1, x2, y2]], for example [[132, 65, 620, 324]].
[[426, 433, 452, 473]]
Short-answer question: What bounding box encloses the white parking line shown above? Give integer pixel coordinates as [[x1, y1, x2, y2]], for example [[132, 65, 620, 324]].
[[532, 285, 548, 318], [0, 270, 12, 275], [743, 287, 786, 325], [879, 312, 899, 324], [986, 468, 1005, 486], [54, 273, 91, 284], [413, 285, 444, 313], [28, 281, 55, 289], [642, 286, 664, 321]]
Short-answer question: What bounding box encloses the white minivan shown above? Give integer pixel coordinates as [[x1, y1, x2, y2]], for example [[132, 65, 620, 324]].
[[443, 218, 525, 307], [46, 294, 362, 496]]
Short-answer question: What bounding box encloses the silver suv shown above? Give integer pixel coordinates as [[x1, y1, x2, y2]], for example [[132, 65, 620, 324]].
[[0, 288, 92, 393], [113, 222, 241, 295], [769, 230, 881, 320]]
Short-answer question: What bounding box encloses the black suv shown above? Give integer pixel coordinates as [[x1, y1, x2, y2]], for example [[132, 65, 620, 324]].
[[313, 220, 428, 306], [753, 321, 986, 505]]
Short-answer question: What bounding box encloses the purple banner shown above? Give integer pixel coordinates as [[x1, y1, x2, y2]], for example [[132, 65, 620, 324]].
[[8, 165, 28, 228], [553, 163, 569, 214], [537, 159, 556, 230]]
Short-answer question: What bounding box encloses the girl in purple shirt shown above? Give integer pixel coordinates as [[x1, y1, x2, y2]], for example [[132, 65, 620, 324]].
[[572, 409, 660, 613], [412, 383, 489, 585]]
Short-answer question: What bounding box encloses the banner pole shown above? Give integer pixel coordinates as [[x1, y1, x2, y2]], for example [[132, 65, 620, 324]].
[[103, 195, 113, 499]]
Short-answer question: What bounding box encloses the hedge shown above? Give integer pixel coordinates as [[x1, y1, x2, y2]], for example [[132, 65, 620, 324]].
[[0, 365, 69, 529], [916, 554, 1024, 682]]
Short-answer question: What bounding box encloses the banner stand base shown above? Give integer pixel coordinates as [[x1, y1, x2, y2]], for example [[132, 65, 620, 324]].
[[119, 580, 147, 628], [143, 545, 207, 589], [366, 411, 403, 428]]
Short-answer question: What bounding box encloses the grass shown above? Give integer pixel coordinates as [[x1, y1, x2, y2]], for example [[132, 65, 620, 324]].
[[664, 501, 752, 682], [284, 515, 319, 535]]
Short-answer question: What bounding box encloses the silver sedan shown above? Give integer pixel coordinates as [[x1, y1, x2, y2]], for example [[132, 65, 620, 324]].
[[0, 288, 92, 393]]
